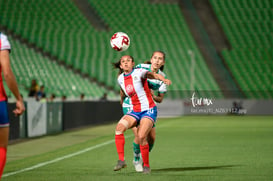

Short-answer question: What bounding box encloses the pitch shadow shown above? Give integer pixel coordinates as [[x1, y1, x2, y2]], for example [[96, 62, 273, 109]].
[[152, 165, 238, 173]]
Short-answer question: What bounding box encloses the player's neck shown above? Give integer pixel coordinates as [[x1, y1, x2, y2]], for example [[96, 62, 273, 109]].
[[151, 66, 159, 73], [124, 69, 133, 74]]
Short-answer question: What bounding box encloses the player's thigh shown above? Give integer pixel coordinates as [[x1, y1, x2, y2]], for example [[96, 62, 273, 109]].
[[123, 115, 137, 128], [116, 114, 137, 131], [0, 127, 9, 148], [138, 118, 153, 139]]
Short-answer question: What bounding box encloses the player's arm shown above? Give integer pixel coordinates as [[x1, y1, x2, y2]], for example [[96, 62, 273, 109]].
[[119, 88, 126, 105], [153, 81, 167, 103], [0, 50, 25, 115], [152, 91, 165, 103], [146, 72, 171, 86]]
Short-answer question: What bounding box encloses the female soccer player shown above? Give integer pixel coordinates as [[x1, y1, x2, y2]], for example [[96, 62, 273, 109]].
[[113, 55, 171, 174], [0, 32, 25, 179], [122, 51, 167, 172]]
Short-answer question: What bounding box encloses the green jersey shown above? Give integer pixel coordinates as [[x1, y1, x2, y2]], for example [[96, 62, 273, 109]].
[[122, 64, 167, 115], [135, 64, 167, 93]]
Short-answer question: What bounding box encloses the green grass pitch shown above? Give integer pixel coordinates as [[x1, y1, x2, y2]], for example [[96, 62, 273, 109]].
[[3, 116, 273, 181]]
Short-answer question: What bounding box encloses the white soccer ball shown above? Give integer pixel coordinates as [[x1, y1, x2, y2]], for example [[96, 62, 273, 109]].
[[110, 32, 130, 52]]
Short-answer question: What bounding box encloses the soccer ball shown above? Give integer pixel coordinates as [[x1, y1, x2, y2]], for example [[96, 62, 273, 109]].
[[110, 32, 130, 52]]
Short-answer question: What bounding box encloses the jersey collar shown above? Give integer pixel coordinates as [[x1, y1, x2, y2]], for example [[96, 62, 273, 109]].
[[124, 68, 135, 77]]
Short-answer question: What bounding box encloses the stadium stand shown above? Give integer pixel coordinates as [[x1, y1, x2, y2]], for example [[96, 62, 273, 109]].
[[210, 0, 273, 98], [0, 0, 222, 98], [4, 37, 117, 99], [88, 0, 222, 98]]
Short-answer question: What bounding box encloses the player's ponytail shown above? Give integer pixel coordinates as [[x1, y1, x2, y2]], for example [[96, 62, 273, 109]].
[[112, 61, 123, 75]]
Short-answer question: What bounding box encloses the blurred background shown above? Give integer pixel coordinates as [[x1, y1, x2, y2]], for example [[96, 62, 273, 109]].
[[0, 0, 272, 139], [1, 0, 271, 100]]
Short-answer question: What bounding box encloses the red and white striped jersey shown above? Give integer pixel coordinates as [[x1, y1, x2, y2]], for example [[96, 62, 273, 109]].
[[118, 68, 156, 112], [0, 33, 11, 50], [0, 32, 11, 101]]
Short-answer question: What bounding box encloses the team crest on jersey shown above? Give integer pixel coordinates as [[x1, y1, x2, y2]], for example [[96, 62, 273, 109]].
[[125, 84, 134, 95]]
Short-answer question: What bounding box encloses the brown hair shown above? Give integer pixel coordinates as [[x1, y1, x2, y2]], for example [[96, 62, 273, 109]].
[[112, 55, 134, 75], [151, 50, 166, 60]]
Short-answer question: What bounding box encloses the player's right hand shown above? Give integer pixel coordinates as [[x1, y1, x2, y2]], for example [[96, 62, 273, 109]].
[[13, 100, 25, 116]]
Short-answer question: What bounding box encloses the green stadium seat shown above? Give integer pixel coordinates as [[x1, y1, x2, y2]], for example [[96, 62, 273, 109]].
[[0, 0, 223, 99], [6, 37, 118, 99], [210, 0, 273, 98]]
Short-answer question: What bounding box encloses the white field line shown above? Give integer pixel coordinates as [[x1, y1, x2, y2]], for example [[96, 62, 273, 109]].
[[3, 135, 133, 178]]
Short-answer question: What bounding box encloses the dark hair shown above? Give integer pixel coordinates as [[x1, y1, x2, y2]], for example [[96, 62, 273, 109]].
[[112, 55, 134, 75], [151, 51, 165, 71], [159, 65, 164, 71], [112, 61, 122, 75], [151, 50, 166, 60], [144, 60, 151, 64]]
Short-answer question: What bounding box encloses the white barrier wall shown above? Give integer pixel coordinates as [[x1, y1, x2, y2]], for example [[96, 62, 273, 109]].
[[157, 99, 184, 117], [157, 99, 273, 117], [27, 99, 47, 137]]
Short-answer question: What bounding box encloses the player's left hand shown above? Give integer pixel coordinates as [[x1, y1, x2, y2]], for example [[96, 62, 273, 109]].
[[163, 79, 172, 86]]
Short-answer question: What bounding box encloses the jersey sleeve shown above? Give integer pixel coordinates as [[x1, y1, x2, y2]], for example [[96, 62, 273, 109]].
[[138, 68, 149, 79], [158, 83, 167, 93], [135, 63, 150, 71], [0, 33, 11, 51], [158, 71, 167, 93], [134, 68, 149, 79], [135, 64, 142, 69], [117, 74, 123, 86]]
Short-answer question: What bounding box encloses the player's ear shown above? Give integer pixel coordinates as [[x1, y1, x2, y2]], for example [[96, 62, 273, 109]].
[[132, 62, 135, 66]]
